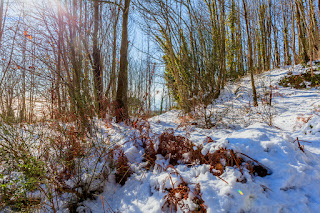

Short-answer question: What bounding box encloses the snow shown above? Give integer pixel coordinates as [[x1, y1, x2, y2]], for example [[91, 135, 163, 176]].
[[2, 64, 320, 212], [76, 64, 320, 212]]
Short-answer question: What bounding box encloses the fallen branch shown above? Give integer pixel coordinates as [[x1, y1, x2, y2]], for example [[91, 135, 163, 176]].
[[293, 137, 305, 153]]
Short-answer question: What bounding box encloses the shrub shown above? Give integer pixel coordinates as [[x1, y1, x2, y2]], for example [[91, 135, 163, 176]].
[[0, 123, 45, 211], [279, 71, 320, 89], [0, 120, 124, 212]]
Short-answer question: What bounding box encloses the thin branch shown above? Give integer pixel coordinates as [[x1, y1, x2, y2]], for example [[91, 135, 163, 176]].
[[95, 0, 124, 11]]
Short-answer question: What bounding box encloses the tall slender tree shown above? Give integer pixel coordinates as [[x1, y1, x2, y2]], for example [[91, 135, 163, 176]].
[[93, 0, 103, 115], [0, 0, 4, 45], [116, 0, 131, 122], [243, 0, 258, 107]]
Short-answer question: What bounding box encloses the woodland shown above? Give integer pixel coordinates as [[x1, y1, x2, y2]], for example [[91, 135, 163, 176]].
[[0, 0, 320, 212]]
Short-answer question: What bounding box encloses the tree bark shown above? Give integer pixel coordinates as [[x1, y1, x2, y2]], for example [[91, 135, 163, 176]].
[[243, 0, 258, 107], [93, 0, 103, 116], [116, 0, 131, 122], [281, 0, 291, 65], [56, 4, 63, 116], [292, 0, 297, 65], [107, 2, 120, 100], [296, 0, 309, 63], [0, 0, 4, 46]]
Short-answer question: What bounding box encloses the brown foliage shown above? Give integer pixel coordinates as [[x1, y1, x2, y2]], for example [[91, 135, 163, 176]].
[[157, 129, 195, 165], [129, 120, 271, 212], [162, 178, 207, 213], [162, 180, 191, 212], [141, 129, 271, 178], [50, 124, 86, 183], [109, 146, 132, 186], [192, 183, 207, 213]]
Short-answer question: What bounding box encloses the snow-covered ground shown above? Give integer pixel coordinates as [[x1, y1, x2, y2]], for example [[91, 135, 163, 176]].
[[1, 65, 319, 212], [77, 65, 320, 213]]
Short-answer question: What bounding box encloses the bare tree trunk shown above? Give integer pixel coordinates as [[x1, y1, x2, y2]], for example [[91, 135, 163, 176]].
[[220, 0, 226, 90], [281, 0, 291, 65], [0, 0, 4, 115], [273, 1, 280, 68], [319, 0, 320, 21], [107, 2, 120, 100], [21, 26, 26, 122], [56, 4, 63, 116], [292, 0, 297, 65], [267, 0, 272, 70], [308, 0, 314, 76], [243, 0, 258, 107], [29, 39, 35, 122], [0, 0, 4, 45], [116, 0, 131, 122], [296, 0, 309, 63], [93, 0, 103, 116]]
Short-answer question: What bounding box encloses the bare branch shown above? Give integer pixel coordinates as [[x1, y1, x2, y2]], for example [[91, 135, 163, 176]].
[[95, 0, 124, 11]]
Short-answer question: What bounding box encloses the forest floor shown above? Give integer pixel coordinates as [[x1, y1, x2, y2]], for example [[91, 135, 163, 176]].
[[80, 64, 320, 212]]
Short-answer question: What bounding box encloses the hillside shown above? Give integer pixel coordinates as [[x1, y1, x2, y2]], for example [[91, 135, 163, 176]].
[[1, 65, 320, 212], [78, 65, 320, 212]]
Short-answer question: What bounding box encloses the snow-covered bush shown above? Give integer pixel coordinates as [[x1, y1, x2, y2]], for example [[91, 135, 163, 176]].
[[0, 119, 131, 212], [0, 123, 45, 211]]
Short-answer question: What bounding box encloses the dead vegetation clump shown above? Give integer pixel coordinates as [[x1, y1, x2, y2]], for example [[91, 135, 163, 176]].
[[144, 139, 157, 169], [140, 129, 271, 178], [162, 180, 191, 212], [128, 120, 272, 212], [131, 118, 157, 169], [48, 124, 133, 210], [44, 123, 112, 209], [108, 145, 132, 186], [161, 175, 207, 213], [157, 129, 195, 165], [132, 118, 152, 148], [155, 137, 270, 212], [50, 124, 87, 183], [192, 183, 207, 213]]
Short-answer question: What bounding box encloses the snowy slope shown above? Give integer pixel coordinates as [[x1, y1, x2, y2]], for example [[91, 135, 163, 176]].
[[81, 65, 320, 213]]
